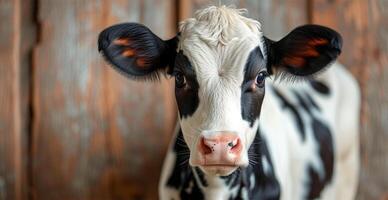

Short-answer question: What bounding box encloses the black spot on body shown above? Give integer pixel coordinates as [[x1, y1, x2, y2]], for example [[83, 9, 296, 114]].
[[292, 91, 312, 115], [272, 88, 306, 141], [228, 130, 280, 200], [249, 131, 281, 200], [307, 119, 334, 199], [271, 88, 333, 199], [220, 170, 240, 187], [310, 80, 330, 95], [307, 166, 322, 198], [303, 91, 320, 111], [166, 130, 205, 199], [289, 90, 333, 199], [193, 167, 208, 187], [166, 130, 191, 189], [180, 178, 204, 200]]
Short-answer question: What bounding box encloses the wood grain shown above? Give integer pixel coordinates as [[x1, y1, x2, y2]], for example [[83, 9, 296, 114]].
[[32, 0, 175, 199], [0, 1, 386, 199], [104, 0, 176, 199], [312, 0, 388, 199], [178, 0, 308, 38], [0, 0, 33, 199]]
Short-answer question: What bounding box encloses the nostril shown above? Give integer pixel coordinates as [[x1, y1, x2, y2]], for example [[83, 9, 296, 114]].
[[227, 138, 238, 148], [229, 138, 241, 153], [227, 141, 234, 147], [200, 137, 212, 155]]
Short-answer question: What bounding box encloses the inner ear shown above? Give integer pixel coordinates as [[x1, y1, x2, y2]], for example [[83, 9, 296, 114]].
[[98, 23, 178, 80], [266, 24, 342, 77]]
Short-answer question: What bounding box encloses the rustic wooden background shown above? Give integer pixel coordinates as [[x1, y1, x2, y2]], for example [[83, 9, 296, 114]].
[[0, 0, 387, 199]]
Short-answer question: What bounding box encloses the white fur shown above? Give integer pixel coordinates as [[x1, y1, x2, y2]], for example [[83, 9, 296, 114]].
[[178, 6, 264, 170], [159, 6, 360, 200], [259, 62, 360, 200]]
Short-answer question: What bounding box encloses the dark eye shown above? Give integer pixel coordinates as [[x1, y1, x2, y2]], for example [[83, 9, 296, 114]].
[[175, 72, 186, 88], [255, 71, 268, 88]]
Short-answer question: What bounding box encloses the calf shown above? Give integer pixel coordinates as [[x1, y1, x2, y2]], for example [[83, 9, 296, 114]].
[[98, 6, 360, 200]]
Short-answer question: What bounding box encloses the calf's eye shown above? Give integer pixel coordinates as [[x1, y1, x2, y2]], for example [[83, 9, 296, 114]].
[[175, 72, 186, 88], [255, 71, 268, 88]]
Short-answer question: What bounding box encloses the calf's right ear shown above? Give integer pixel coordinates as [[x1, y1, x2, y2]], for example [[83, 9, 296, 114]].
[[98, 23, 177, 80]]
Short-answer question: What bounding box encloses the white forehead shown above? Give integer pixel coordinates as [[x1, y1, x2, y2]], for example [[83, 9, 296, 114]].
[[177, 6, 265, 83]]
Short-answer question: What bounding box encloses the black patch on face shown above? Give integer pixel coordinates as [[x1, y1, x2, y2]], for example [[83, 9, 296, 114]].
[[241, 46, 267, 126], [174, 52, 200, 118], [309, 80, 330, 95], [272, 88, 306, 141]]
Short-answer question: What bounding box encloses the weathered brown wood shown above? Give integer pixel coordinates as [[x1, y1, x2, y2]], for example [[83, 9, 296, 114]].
[[241, 0, 308, 39], [179, 0, 308, 38], [32, 0, 176, 199], [103, 0, 176, 199], [0, 1, 383, 199], [20, 1, 36, 199], [32, 1, 113, 199], [0, 0, 33, 199], [312, 0, 388, 199], [0, 1, 21, 199]]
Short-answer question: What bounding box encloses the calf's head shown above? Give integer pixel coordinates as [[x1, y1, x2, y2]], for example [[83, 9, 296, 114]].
[[98, 6, 341, 176]]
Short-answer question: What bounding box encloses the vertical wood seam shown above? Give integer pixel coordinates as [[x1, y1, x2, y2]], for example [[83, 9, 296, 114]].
[[12, 0, 22, 199], [28, 0, 40, 199], [307, 0, 313, 23]]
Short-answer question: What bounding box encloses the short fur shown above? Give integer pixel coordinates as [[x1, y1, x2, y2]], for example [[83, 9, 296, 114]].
[[98, 5, 360, 200]]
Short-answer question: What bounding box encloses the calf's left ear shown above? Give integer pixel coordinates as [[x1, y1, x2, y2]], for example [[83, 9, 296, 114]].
[[265, 24, 342, 76]]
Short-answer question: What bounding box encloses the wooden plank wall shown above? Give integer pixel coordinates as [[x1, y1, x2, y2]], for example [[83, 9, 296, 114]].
[[0, 0, 35, 199], [0, 1, 23, 199], [31, 0, 176, 199], [0, 0, 387, 199], [311, 0, 388, 199]]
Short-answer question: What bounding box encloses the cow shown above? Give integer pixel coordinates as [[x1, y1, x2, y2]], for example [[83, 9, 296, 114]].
[[98, 6, 360, 200]]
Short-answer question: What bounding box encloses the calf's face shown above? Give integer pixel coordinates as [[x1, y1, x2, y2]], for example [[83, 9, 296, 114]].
[[98, 7, 341, 176]]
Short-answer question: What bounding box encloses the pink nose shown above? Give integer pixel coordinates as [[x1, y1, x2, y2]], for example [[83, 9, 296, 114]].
[[198, 132, 242, 166]]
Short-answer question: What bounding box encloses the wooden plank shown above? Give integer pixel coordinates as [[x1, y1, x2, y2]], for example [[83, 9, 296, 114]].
[[312, 0, 388, 199], [104, 0, 176, 199], [32, 1, 113, 199], [20, 1, 36, 198], [32, 0, 176, 199], [0, 0, 32, 199], [179, 0, 308, 38], [0, 1, 20, 199], [241, 0, 308, 39]]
